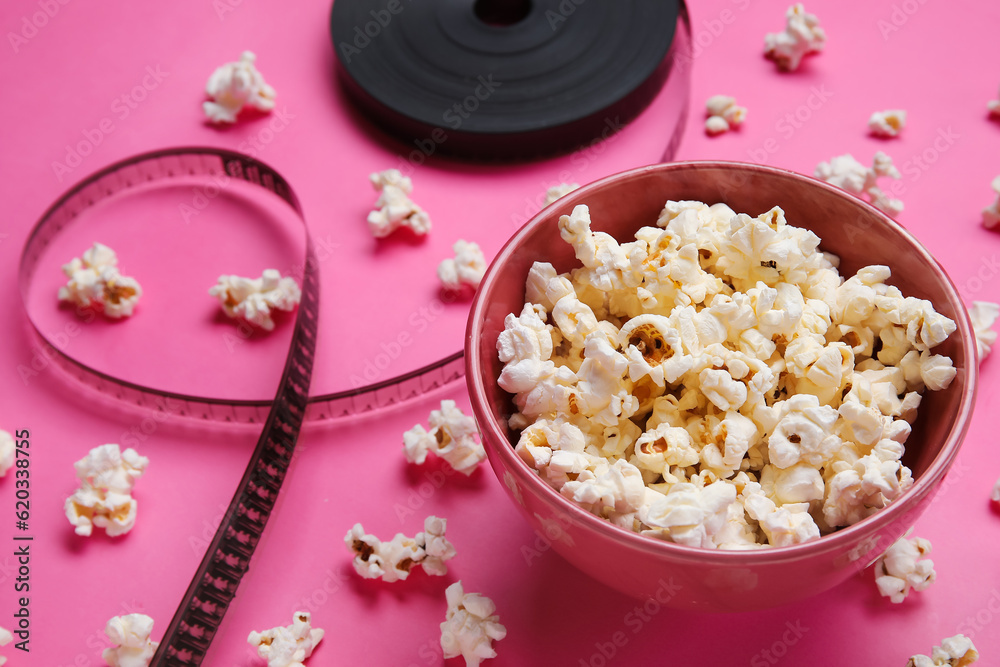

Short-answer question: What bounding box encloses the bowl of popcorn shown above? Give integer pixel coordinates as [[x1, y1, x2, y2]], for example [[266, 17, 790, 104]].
[[465, 161, 977, 612]]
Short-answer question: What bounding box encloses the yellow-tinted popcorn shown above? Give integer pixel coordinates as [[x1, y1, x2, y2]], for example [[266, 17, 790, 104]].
[[438, 240, 487, 291], [203, 51, 275, 123], [0, 431, 14, 478], [874, 531, 935, 603], [403, 401, 485, 476], [704, 95, 747, 135], [440, 582, 506, 667], [367, 169, 431, 238], [58, 243, 141, 319], [764, 4, 826, 71], [814, 152, 904, 217], [968, 300, 999, 360], [496, 200, 957, 548], [868, 109, 907, 138], [64, 444, 148, 537], [247, 612, 324, 667], [344, 516, 456, 582], [102, 614, 158, 667], [209, 269, 300, 332], [543, 182, 580, 206], [907, 634, 978, 667]]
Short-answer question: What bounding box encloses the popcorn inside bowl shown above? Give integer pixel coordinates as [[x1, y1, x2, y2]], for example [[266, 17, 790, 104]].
[[495, 200, 958, 549]]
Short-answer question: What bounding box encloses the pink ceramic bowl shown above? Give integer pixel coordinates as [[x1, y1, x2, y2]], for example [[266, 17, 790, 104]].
[[465, 161, 978, 612]]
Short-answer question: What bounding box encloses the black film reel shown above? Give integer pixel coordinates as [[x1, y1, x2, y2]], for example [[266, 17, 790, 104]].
[[332, 0, 682, 159]]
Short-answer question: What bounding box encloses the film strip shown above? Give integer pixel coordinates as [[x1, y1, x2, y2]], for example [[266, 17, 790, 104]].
[[18, 148, 465, 425], [16, 147, 469, 663], [19, 2, 691, 661], [16, 148, 467, 663], [17, 148, 325, 665]]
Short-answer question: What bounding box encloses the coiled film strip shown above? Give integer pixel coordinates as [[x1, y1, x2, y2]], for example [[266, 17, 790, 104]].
[[18, 1, 691, 660], [16, 147, 460, 662], [18, 148, 327, 664], [18, 148, 465, 425]]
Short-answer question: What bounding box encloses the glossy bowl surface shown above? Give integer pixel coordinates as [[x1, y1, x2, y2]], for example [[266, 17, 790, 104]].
[[465, 161, 978, 612]]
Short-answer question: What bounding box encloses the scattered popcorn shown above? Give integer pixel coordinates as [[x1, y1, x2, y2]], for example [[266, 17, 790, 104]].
[[0, 430, 14, 478], [968, 301, 1000, 360], [248, 612, 324, 667], [981, 175, 1000, 229], [764, 4, 825, 71], [420, 516, 458, 575], [101, 614, 158, 667], [209, 269, 301, 332], [869, 109, 907, 138], [64, 444, 148, 537], [497, 200, 958, 548], [544, 183, 580, 206], [438, 240, 487, 291], [344, 516, 456, 582], [441, 582, 506, 667], [403, 400, 485, 475], [991, 476, 1000, 504], [705, 115, 729, 135], [203, 51, 276, 123], [873, 531, 936, 603], [704, 95, 747, 135], [988, 85, 1000, 118], [907, 634, 979, 667], [0, 625, 10, 666], [367, 169, 432, 238], [58, 243, 142, 319], [814, 152, 904, 217]]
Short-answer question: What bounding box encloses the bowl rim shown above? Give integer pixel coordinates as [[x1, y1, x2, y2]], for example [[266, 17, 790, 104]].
[[465, 159, 979, 564]]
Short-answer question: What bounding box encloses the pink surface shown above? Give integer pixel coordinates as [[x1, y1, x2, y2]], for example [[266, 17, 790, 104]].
[[0, 0, 999, 665]]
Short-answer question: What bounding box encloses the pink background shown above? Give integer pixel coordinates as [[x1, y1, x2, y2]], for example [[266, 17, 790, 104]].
[[1, 0, 999, 665]]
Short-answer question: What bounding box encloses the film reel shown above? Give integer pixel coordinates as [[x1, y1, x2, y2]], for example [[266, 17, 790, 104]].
[[332, 0, 683, 159]]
